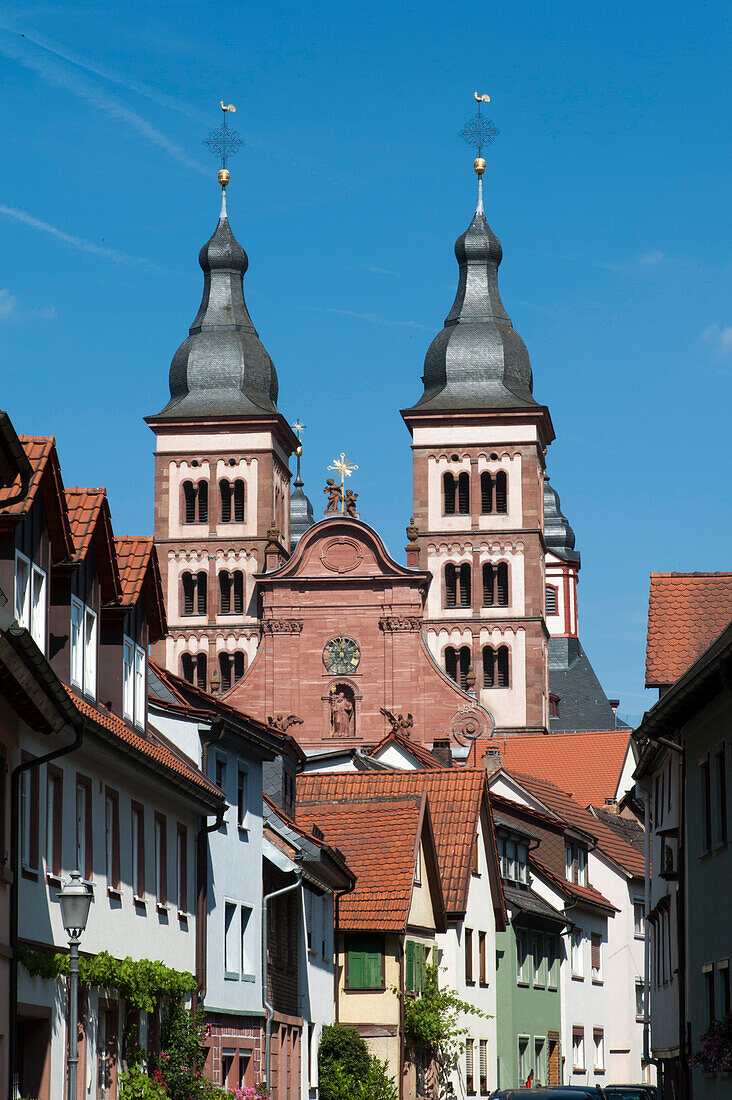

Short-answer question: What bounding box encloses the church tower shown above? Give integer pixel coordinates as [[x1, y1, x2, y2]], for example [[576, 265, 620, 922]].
[[401, 147, 554, 735], [146, 170, 298, 691]]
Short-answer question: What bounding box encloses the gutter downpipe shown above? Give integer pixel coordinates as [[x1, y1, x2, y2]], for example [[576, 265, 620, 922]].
[[194, 719, 225, 1010], [262, 867, 303, 1095], [8, 720, 85, 1100]]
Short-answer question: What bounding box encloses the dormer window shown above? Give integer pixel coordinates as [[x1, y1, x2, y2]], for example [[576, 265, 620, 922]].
[[15, 551, 47, 653], [565, 841, 588, 886], [498, 835, 529, 884], [123, 637, 146, 730], [70, 596, 97, 700]]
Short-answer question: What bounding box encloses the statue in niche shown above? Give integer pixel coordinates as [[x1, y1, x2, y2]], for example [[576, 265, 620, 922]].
[[324, 478, 342, 513], [330, 685, 355, 737], [344, 489, 359, 518]]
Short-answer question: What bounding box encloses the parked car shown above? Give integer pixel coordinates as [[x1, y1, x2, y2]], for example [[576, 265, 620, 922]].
[[491, 1090, 606, 1100], [604, 1087, 657, 1100]]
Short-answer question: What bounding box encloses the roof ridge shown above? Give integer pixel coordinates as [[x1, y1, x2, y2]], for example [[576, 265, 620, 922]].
[[650, 570, 732, 578], [65, 485, 107, 495], [18, 434, 55, 443]]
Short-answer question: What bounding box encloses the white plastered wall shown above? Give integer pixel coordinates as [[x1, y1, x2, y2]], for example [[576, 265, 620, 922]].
[[478, 626, 527, 727], [166, 549, 210, 626], [166, 459, 211, 540], [214, 457, 259, 538], [213, 548, 259, 627]]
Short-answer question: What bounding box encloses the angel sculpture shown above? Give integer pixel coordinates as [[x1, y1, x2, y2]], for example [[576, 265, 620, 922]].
[[324, 478, 342, 513], [267, 713, 304, 733], [380, 707, 414, 734]]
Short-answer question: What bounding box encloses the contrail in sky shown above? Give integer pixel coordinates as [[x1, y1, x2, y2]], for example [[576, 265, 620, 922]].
[[0, 204, 155, 266], [0, 29, 208, 175]]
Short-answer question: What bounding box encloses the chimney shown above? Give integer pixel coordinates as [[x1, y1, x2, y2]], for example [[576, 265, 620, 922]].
[[482, 748, 503, 776], [603, 797, 619, 815], [608, 699, 620, 729], [431, 739, 453, 767]]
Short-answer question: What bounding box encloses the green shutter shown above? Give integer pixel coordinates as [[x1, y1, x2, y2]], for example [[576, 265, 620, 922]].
[[347, 943, 365, 989], [346, 934, 384, 989], [365, 948, 383, 989], [406, 940, 415, 992]]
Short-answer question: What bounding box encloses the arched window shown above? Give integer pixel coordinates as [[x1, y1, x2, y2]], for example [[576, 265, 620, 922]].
[[181, 652, 207, 690], [196, 572, 207, 615], [483, 645, 510, 688], [219, 651, 246, 693], [233, 480, 245, 522], [182, 480, 208, 524], [182, 572, 206, 616], [182, 572, 195, 615], [445, 563, 472, 608], [220, 479, 246, 524], [443, 472, 456, 515], [483, 562, 509, 606], [444, 471, 470, 515], [219, 571, 244, 615], [545, 585, 558, 615], [445, 645, 472, 690], [480, 470, 508, 514], [457, 472, 470, 514]]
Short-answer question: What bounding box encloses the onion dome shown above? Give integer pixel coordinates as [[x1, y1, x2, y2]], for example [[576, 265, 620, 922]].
[[406, 190, 538, 413], [544, 477, 580, 565], [154, 193, 279, 418], [290, 449, 315, 550]]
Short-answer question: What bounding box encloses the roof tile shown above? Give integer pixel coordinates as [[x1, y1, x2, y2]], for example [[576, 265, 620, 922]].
[[646, 572, 732, 687]]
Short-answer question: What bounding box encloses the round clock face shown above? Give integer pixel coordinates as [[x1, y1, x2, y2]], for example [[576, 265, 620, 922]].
[[322, 636, 361, 674]]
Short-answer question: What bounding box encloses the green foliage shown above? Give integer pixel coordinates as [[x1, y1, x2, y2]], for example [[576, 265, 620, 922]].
[[401, 963, 490, 1069], [319, 1025, 397, 1100], [149, 1004, 210, 1100], [119, 1063, 168, 1100], [691, 1014, 732, 1073], [19, 946, 195, 1013]]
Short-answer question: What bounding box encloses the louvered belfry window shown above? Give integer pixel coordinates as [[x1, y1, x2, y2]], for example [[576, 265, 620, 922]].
[[219, 571, 232, 614], [445, 564, 457, 608], [233, 571, 244, 615], [183, 482, 196, 524], [483, 645, 510, 688], [445, 645, 472, 689], [546, 585, 557, 615], [197, 481, 208, 524], [459, 563, 472, 607], [443, 472, 457, 515], [497, 562, 509, 605], [196, 572, 207, 615], [495, 470, 508, 513], [483, 562, 509, 606], [457, 472, 470, 514], [182, 572, 195, 615], [220, 480, 232, 523], [481, 472, 493, 513], [233, 480, 245, 522], [195, 653, 206, 690]]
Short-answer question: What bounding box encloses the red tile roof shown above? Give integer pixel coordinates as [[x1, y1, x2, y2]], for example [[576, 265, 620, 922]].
[[0, 436, 53, 513], [504, 771, 645, 879], [115, 537, 167, 642], [0, 437, 74, 560], [531, 855, 619, 913], [471, 730, 632, 809], [298, 768, 503, 917], [66, 686, 223, 804], [65, 487, 122, 603], [296, 795, 424, 931], [369, 731, 444, 769], [646, 572, 732, 687]]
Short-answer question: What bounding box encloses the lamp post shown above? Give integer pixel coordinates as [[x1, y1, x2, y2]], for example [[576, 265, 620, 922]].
[[58, 871, 93, 1100]]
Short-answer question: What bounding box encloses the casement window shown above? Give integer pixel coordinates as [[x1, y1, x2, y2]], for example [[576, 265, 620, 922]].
[[714, 745, 728, 845], [702, 964, 715, 1025], [215, 755, 227, 795], [591, 933, 603, 982], [181, 571, 207, 616], [237, 767, 248, 829], [546, 934, 558, 989], [122, 637, 146, 729], [479, 931, 487, 984], [571, 930, 584, 978], [219, 478, 246, 523], [481, 470, 508, 514], [545, 585, 558, 615], [700, 755, 712, 851], [176, 824, 188, 913], [479, 1038, 488, 1095], [443, 471, 470, 516], [405, 940, 429, 994], [131, 802, 145, 899], [465, 927, 474, 983], [20, 758, 39, 873], [572, 1028, 585, 1071], [483, 645, 510, 688], [592, 1029, 604, 1073], [70, 597, 97, 699], [444, 562, 471, 608], [305, 889, 314, 949], [517, 1036, 529, 1083], [533, 933, 545, 986], [105, 788, 120, 891], [482, 562, 509, 607], [633, 900, 645, 939], [241, 905, 254, 977], [414, 845, 422, 885], [565, 841, 587, 885], [182, 479, 208, 524], [499, 836, 528, 884], [345, 933, 385, 990], [15, 551, 47, 652], [516, 929, 529, 984], [46, 766, 63, 878], [466, 1037, 475, 1095], [219, 570, 244, 615], [219, 651, 246, 693], [534, 1038, 546, 1084], [225, 901, 239, 977], [445, 645, 472, 690], [635, 978, 645, 1021], [154, 813, 167, 906], [181, 652, 207, 691], [472, 834, 480, 875], [75, 776, 92, 880]]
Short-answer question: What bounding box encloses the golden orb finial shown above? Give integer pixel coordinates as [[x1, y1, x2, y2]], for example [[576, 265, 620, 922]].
[[218, 168, 230, 189], [474, 157, 486, 176]]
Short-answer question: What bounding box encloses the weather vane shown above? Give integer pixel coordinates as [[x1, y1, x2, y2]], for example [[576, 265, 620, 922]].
[[460, 92, 499, 162], [204, 102, 244, 188]]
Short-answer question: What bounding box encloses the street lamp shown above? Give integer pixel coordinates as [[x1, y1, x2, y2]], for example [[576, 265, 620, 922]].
[[58, 870, 93, 1100]]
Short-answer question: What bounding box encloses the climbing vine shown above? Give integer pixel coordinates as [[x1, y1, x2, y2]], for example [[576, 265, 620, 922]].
[[401, 963, 491, 1072], [19, 946, 195, 1013]]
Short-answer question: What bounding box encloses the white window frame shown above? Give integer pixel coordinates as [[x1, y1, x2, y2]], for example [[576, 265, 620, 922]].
[[71, 596, 97, 699], [517, 929, 529, 985], [533, 932, 545, 987], [14, 551, 30, 628], [635, 977, 645, 1021], [20, 769, 33, 871], [241, 904, 254, 978], [83, 605, 97, 700], [518, 1035, 529, 1081], [593, 1029, 605, 1072], [75, 782, 86, 877], [572, 1030, 585, 1072], [577, 846, 587, 886], [633, 899, 645, 939], [70, 597, 83, 689], [591, 934, 603, 983], [15, 552, 47, 653], [237, 766, 249, 830], [154, 816, 166, 904], [122, 637, 135, 721], [571, 929, 584, 978], [133, 644, 145, 729]]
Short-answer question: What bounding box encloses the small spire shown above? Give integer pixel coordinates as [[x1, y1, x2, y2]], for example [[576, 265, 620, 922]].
[[460, 93, 496, 216], [290, 427, 315, 549]]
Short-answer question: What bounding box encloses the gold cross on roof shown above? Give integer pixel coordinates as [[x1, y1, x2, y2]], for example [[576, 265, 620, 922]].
[[328, 452, 358, 484]]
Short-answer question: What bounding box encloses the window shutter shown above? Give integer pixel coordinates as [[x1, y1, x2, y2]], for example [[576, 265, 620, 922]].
[[481, 471, 493, 514], [445, 647, 458, 683], [458, 472, 470, 514], [483, 563, 494, 606], [497, 563, 509, 605], [495, 470, 508, 513], [183, 482, 196, 523], [234, 480, 245, 522], [183, 573, 194, 615], [545, 585, 557, 615], [219, 571, 231, 614], [459, 563, 471, 606], [459, 647, 471, 690], [445, 564, 457, 608], [220, 654, 232, 693], [233, 572, 244, 614], [234, 652, 245, 681], [365, 948, 382, 989], [443, 473, 456, 515], [497, 646, 509, 687], [220, 480, 232, 523], [198, 480, 208, 523], [591, 934, 601, 971], [406, 940, 414, 992], [348, 945, 364, 989], [483, 647, 495, 688], [196, 572, 207, 615]]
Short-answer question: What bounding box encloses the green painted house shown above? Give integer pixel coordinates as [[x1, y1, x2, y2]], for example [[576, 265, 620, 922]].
[[493, 813, 565, 1088]]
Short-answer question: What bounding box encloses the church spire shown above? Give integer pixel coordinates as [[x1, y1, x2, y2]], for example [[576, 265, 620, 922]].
[[405, 97, 538, 413], [153, 106, 280, 419], [289, 421, 315, 549]]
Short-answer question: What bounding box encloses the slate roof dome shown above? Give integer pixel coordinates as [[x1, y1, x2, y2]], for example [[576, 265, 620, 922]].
[[154, 196, 279, 418], [405, 195, 538, 413], [543, 478, 580, 565], [290, 454, 315, 551]]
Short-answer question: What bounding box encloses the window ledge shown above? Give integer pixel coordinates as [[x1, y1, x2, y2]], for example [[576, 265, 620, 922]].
[[177, 910, 188, 923], [241, 972, 256, 983], [133, 894, 146, 907], [465, 979, 476, 987], [571, 975, 585, 982], [479, 981, 489, 988], [345, 986, 386, 993], [516, 980, 529, 988], [46, 872, 62, 888], [224, 971, 240, 982], [156, 902, 169, 914], [21, 867, 39, 881], [238, 826, 249, 839], [592, 978, 604, 986], [572, 1068, 586, 1075], [107, 886, 122, 900], [594, 1069, 606, 1075]]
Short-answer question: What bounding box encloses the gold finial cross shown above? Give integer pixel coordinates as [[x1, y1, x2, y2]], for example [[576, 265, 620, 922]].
[[292, 419, 306, 441], [327, 452, 358, 513]]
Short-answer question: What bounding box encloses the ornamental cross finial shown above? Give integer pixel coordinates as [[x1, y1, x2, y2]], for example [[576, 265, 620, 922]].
[[459, 92, 499, 159], [291, 419, 307, 441], [204, 102, 244, 171], [327, 452, 358, 514]]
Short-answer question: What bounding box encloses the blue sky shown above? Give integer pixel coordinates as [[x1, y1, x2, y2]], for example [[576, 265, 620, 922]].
[[0, 0, 730, 725]]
